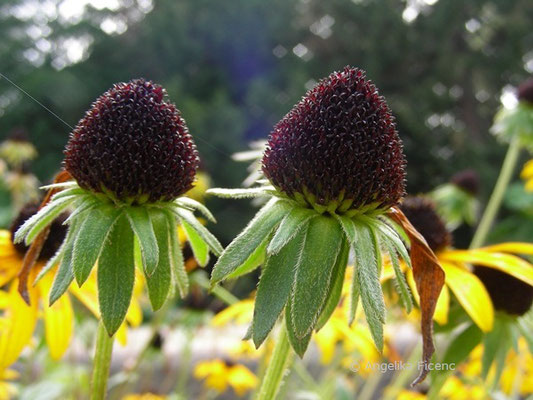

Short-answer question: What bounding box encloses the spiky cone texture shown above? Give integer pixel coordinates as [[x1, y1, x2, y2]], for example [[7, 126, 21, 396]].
[[209, 67, 417, 372], [14, 79, 223, 336]]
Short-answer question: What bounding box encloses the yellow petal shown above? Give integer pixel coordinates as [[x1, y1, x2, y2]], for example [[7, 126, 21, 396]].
[[440, 262, 493, 332], [520, 159, 533, 178], [478, 242, 533, 256], [441, 250, 533, 286], [115, 322, 128, 346], [0, 282, 38, 370], [211, 299, 254, 327], [68, 273, 100, 318], [228, 365, 258, 396], [525, 179, 533, 192], [38, 273, 74, 360]]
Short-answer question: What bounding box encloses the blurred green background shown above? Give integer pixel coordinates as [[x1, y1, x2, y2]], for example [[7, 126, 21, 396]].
[[0, 0, 532, 246]]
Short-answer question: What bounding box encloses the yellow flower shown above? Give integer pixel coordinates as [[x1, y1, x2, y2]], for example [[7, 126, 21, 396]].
[[521, 159, 533, 192], [0, 229, 143, 371], [121, 394, 166, 400], [382, 242, 533, 333], [194, 359, 258, 396], [0, 368, 18, 400]]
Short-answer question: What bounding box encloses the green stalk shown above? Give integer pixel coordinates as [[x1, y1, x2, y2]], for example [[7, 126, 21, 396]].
[[90, 321, 115, 400], [255, 323, 293, 400], [470, 137, 521, 249]]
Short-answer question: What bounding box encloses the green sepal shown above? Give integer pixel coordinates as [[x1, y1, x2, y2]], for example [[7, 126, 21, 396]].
[[349, 265, 360, 326], [207, 186, 275, 199], [48, 221, 81, 304], [175, 197, 216, 223], [146, 210, 172, 310], [383, 237, 412, 313], [64, 196, 99, 225], [364, 216, 411, 268], [40, 181, 78, 191], [50, 186, 87, 201], [335, 214, 358, 244], [290, 215, 343, 338], [226, 235, 269, 280], [173, 207, 223, 256], [126, 207, 159, 276], [285, 302, 312, 357], [252, 228, 306, 348], [315, 239, 349, 331], [72, 205, 121, 286], [97, 214, 135, 336], [165, 210, 188, 298], [211, 199, 292, 285], [353, 221, 385, 352], [15, 195, 76, 245], [267, 206, 316, 255], [182, 219, 209, 267]]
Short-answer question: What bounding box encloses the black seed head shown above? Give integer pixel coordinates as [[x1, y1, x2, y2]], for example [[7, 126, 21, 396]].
[[399, 196, 451, 252], [450, 169, 480, 196], [474, 266, 533, 316], [517, 77, 533, 104], [64, 79, 199, 203], [10, 202, 68, 260], [262, 66, 406, 212]]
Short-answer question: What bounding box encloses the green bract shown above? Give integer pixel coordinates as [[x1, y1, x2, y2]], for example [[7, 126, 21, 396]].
[[15, 181, 222, 335], [208, 188, 413, 356]]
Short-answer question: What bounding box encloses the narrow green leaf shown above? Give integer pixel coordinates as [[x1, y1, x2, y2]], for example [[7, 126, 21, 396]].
[[146, 211, 172, 310], [50, 186, 86, 201], [366, 217, 411, 268], [225, 234, 268, 280], [291, 215, 343, 338], [383, 237, 412, 313], [165, 210, 188, 298], [72, 205, 121, 286], [97, 215, 135, 336], [211, 199, 292, 285], [15, 195, 75, 244], [334, 214, 357, 244], [253, 228, 306, 348], [126, 207, 159, 276], [316, 239, 349, 331], [64, 196, 99, 225], [174, 208, 223, 256], [48, 221, 80, 304], [182, 219, 209, 267], [207, 186, 275, 199], [353, 221, 385, 351], [267, 206, 317, 255], [175, 197, 216, 223], [349, 265, 360, 326], [40, 181, 77, 190], [286, 302, 312, 357]]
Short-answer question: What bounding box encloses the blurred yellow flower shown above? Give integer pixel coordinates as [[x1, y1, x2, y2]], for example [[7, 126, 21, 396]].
[[521, 159, 533, 192], [0, 229, 143, 372], [382, 242, 533, 332], [122, 394, 166, 400], [0, 368, 18, 400], [194, 359, 258, 396]]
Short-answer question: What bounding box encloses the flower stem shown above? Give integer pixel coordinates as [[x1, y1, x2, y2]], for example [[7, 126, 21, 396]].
[[90, 321, 115, 400], [255, 322, 293, 400], [470, 137, 521, 249]]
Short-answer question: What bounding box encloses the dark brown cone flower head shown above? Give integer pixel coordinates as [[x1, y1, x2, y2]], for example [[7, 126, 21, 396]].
[[262, 66, 406, 213], [399, 196, 451, 253], [10, 202, 68, 260], [450, 169, 480, 196], [517, 77, 533, 104], [474, 266, 533, 316], [64, 79, 199, 203]]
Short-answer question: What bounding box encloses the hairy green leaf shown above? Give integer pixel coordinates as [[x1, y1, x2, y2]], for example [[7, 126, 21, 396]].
[[175, 197, 216, 223], [354, 221, 385, 351], [348, 265, 360, 326], [126, 207, 159, 276], [226, 234, 269, 280], [73, 205, 121, 286], [253, 228, 306, 348], [174, 207, 223, 256], [182, 219, 209, 267], [383, 237, 412, 313], [286, 302, 312, 357], [316, 239, 349, 331], [211, 199, 292, 285], [291, 215, 343, 338], [267, 206, 316, 254], [97, 215, 135, 336], [146, 211, 172, 310], [165, 211, 188, 297], [207, 186, 275, 199], [335, 214, 358, 244], [49, 221, 80, 305]]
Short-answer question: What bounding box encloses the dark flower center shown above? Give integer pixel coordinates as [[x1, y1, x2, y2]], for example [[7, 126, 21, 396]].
[[450, 169, 480, 196], [64, 79, 199, 204], [517, 77, 533, 104], [262, 66, 405, 213]]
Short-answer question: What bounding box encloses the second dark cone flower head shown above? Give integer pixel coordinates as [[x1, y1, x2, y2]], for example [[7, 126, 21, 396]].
[[263, 67, 406, 214], [209, 67, 443, 386], [15, 79, 222, 336]]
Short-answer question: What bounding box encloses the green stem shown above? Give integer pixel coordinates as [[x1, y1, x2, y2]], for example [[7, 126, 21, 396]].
[[470, 138, 521, 249], [255, 323, 293, 400], [191, 270, 239, 305], [90, 321, 115, 400]]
